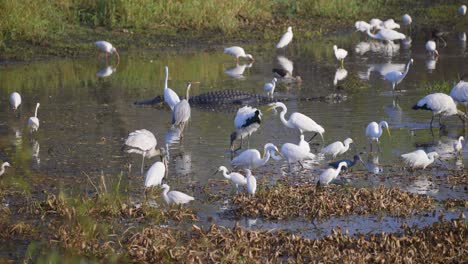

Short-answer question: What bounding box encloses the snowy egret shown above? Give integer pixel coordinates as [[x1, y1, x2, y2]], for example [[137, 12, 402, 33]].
[[355, 21, 371, 32], [402, 14, 412, 26], [94, 41, 120, 63], [321, 138, 353, 158], [328, 155, 363, 170], [231, 143, 281, 169], [215, 166, 247, 192], [224, 46, 254, 62], [401, 150, 439, 170], [145, 155, 168, 188], [276, 27, 293, 49], [412, 93, 463, 127], [366, 121, 391, 152], [267, 102, 325, 142], [425, 40, 439, 58], [383, 58, 413, 91], [333, 45, 348, 68], [264, 78, 277, 97], [9, 92, 21, 111], [0, 162, 11, 176], [161, 184, 194, 206], [449, 79, 468, 113], [230, 106, 262, 151], [272, 139, 316, 170], [28, 103, 40, 132], [172, 82, 191, 134], [366, 28, 405, 42], [454, 136, 464, 155], [163, 66, 180, 110], [123, 129, 165, 173], [317, 162, 347, 186], [245, 169, 257, 196], [459, 5, 467, 15]]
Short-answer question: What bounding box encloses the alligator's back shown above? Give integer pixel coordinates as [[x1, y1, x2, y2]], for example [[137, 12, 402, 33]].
[[189, 89, 268, 105]]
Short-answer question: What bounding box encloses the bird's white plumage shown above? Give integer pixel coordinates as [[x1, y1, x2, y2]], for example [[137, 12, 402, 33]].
[[145, 161, 166, 187], [367, 28, 405, 41], [278, 141, 316, 165], [231, 143, 280, 169], [454, 136, 464, 154], [370, 18, 383, 28], [402, 14, 412, 25], [0, 162, 10, 177], [334, 68, 348, 85], [9, 92, 21, 110], [217, 166, 247, 188], [95, 41, 115, 54], [450, 80, 468, 106], [224, 46, 254, 61], [355, 21, 371, 32], [245, 169, 257, 196], [366, 121, 390, 142], [321, 138, 353, 158], [401, 150, 439, 169], [277, 56, 294, 75], [161, 184, 194, 205], [425, 40, 438, 56], [264, 78, 277, 96], [124, 129, 157, 154], [28, 103, 40, 132], [382, 19, 400, 29], [383, 59, 413, 90], [298, 135, 310, 153], [415, 93, 459, 116], [163, 66, 180, 110], [276, 27, 293, 48], [234, 106, 260, 129], [318, 162, 347, 185], [333, 45, 348, 61], [459, 5, 467, 15]]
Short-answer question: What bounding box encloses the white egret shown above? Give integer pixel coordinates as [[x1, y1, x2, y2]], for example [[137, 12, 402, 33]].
[[333, 45, 348, 68], [123, 129, 165, 173], [402, 14, 412, 26], [28, 103, 40, 132], [382, 19, 400, 30], [366, 121, 391, 152], [230, 106, 262, 151], [454, 136, 464, 155], [449, 79, 468, 113], [412, 93, 463, 127], [161, 184, 194, 206], [172, 82, 191, 135], [0, 162, 11, 176], [145, 155, 168, 188], [355, 42, 371, 55], [317, 162, 347, 186], [276, 26, 293, 49], [231, 143, 281, 169], [321, 138, 353, 158], [401, 150, 439, 170], [298, 135, 310, 153], [267, 102, 325, 142], [264, 78, 277, 97], [366, 28, 405, 42], [245, 169, 257, 196], [9, 92, 21, 111], [459, 32, 467, 42], [425, 40, 439, 58], [355, 21, 371, 32], [329, 155, 363, 170], [365, 62, 405, 80], [94, 41, 120, 63], [383, 58, 413, 91], [163, 66, 180, 110], [459, 5, 467, 15], [215, 166, 247, 192], [272, 138, 316, 170], [224, 46, 254, 62]]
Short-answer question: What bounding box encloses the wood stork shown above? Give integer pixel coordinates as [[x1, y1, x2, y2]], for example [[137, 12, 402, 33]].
[[276, 27, 293, 49], [94, 41, 120, 63], [172, 82, 191, 135], [231, 143, 281, 169], [215, 166, 247, 192], [321, 138, 353, 159], [28, 103, 40, 132], [317, 162, 347, 186], [230, 106, 262, 151], [329, 155, 363, 171], [383, 58, 413, 91], [401, 150, 439, 170], [333, 45, 348, 68], [163, 66, 180, 110], [366, 121, 391, 152], [224, 46, 254, 62], [161, 184, 194, 206], [412, 93, 464, 127], [123, 129, 165, 173]]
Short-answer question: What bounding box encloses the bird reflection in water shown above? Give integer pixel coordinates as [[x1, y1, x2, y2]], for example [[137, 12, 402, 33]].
[[224, 63, 252, 79], [365, 153, 383, 174], [96, 65, 117, 78]]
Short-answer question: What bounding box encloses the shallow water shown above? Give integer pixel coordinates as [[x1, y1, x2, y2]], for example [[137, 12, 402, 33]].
[[0, 32, 467, 244]]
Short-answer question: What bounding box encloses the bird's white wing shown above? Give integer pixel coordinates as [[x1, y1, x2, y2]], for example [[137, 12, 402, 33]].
[[379, 29, 405, 40], [230, 173, 247, 185], [276, 31, 293, 48], [164, 88, 180, 110], [290, 113, 324, 133], [450, 81, 468, 102], [95, 41, 112, 52], [125, 129, 157, 151], [277, 56, 293, 74], [417, 93, 457, 114], [168, 191, 194, 204], [231, 149, 259, 167], [384, 71, 403, 81], [145, 162, 165, 187], [401, 150, 426, 165], [234, 106, 258, 128], [321, 141, 343, 155], [224, 46, 244, 57]]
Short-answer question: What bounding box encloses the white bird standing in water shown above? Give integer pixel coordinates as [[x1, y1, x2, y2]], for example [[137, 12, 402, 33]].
[[172, 82, 191, 135], [245, 169, 257, 196], [366, 27, 405, 42], [28, 103, 40, 132], [94, 41, 120, 63], [412, 93, 463, 128], [144, 155, 168, 188], [383, 58, 413, 91], [449, 79, 468, 113], [321, 138, 353, 158], [215, 166, 247, 192], [267, 102, 325, 143], [317, 162, 347, 186], [161, 184, 194, 206], [224, 46, 254, 62], [230, 106, 262, 151], [163, 66, 180, 110], [366, 121, 391, 152], [9, 92, 21, 111], [333, 45, 348, 68], [425, 40, 439, 58], [264, 78, 277, 97], [454, 136, 464, 155], [231, 143, 281, 169], [0, 162, 11, 176], [276, 27, 293, 49], [123, 129, 165, 173], [401, 150, 439, 170], [272, 137, 316, 170]]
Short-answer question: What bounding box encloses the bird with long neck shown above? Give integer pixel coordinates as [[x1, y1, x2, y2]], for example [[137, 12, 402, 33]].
[[0, 162, 11, 176], [318, 162, 347, 186], [28, 103, 40, 132], [231, 143, 282, 170], [383, 59, 413, 91], [163, 66, 180, 110]]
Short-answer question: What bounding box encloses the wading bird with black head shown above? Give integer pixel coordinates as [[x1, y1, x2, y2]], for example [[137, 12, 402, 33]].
[[329, 155, 364, 171], [230, 106, 262, 152], [412, 93, 465, 128]]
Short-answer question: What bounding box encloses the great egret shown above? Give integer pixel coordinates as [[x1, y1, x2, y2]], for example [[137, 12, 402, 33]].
[[425, 40, 439, 58], [145, 155, 168, 188], [321, 138, 353, 158], [412, 93, 463, 127], [94, 41, 120, 63], [333, 45, 348, 68], [276, 27, 293, 49], [123, 129, 165, 173], [215, 166, 247, 192], [0, 162, 11, 176], [272, 138, 316, 170], [224, 46, 254, 62], [459, 5, 467, 15], [454, 136, 464, 155], [383, 58, 413, 91], [449, 79, 468, 113], [267, 102, 325, 143], [264, 78, 277, 97], [230, 106, 262, 151], [328, 155, 363, 170], [172, 82, 191, 135], [245, 169, 257, 196], [317, 162, 347, 186], [231, 143, 281, 169], [163, 66, 180, 110], [28, 103, 40, 132], [365, 121, 391, 152], [366, 28, 405, 42], [401, 150, 439, 170], [9, 92, 21, 111], [369, 18, 383, 29], [161, 184, 194, 206], [364, 62, 406, 80]]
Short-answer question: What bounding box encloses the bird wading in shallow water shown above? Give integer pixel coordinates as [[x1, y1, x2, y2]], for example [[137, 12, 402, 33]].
[[230, 106, 262, 152], [383, 58, 413, 92], [245, 169, 257, 197], [365, 121, 390, 152], [449, 78, 468, 114], [321, 138, 354, 159], [231, 143, 282, 170], [276, 27, 293, 49], [163, 66, 180, 110], [28, 103, 40, 133], [123, 129, 166, 174], [412, 93, 464, 128], [214, 166, 247, 193], [172, 82, 192, 136], [453, 136, 464, 156], [317, 162, 347, 186], [161, 184, 194, 206], [224, 46, 254, 63], [94, 41, 120, 64], [9, 92, 21, 111], [333, 45, 348, 68], [329, 155, 364, 171], [401, 150, 439, 170]]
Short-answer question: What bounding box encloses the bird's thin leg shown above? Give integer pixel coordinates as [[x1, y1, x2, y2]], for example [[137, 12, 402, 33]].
[[430, 115, 434, 128], [307, 133, 318, 143], [298, 161, 304, 169], [141, 152, 146, 174], [438, 115, 442, 127], [370, 142, 373, 153], [377, 142, 381, 153], [341, 59, 344, 69], [288, 162, 292, 172], [240, 136, 244, 150], [247, 134, 251, 148]]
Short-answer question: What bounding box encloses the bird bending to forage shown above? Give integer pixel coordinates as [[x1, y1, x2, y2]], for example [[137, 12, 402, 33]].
[[172, 82, 191, 135], [425, 40, 439, 58], [145, 154, 168, 188], [230, 106, 262, 151], [94, 41, 120, 63], [401, 150, 439, 170], [0, 162, 11, 177], [366, 28, 405, 42], [267, 102, 325, 143], [9, 92, 21, 111], [123, 129, 165, 174], [276, 27, 293, 49], [224, 46, 254, 62], [163, 66, 180, 110], [317, 162, 347, 186], [365, 121, 391, 152], [449, 79, 468, 113], [454, 136, 464, 155], [329, 155, 363, 171], [245, 169, 257, 196], [161, 184, 194, 206], [28, 103, 40, 132], [383, 58, 413, 91], [231, 143, 281, 169], [382, 19, 400, 30], [412, 93, 463, 128], [264, 78, 277, 97], [321, 138, 353, 159], [333, 45, 348, 68], [215, 166, 247, 192]]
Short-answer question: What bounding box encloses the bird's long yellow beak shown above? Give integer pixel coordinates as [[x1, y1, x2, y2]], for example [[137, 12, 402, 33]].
[[386, 128, 391, 137], [276, 150, 284, 158], [266, 106, 276, 112]]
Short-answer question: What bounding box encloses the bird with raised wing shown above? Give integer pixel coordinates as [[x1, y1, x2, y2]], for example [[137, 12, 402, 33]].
[[230, 106, 262, 151]]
